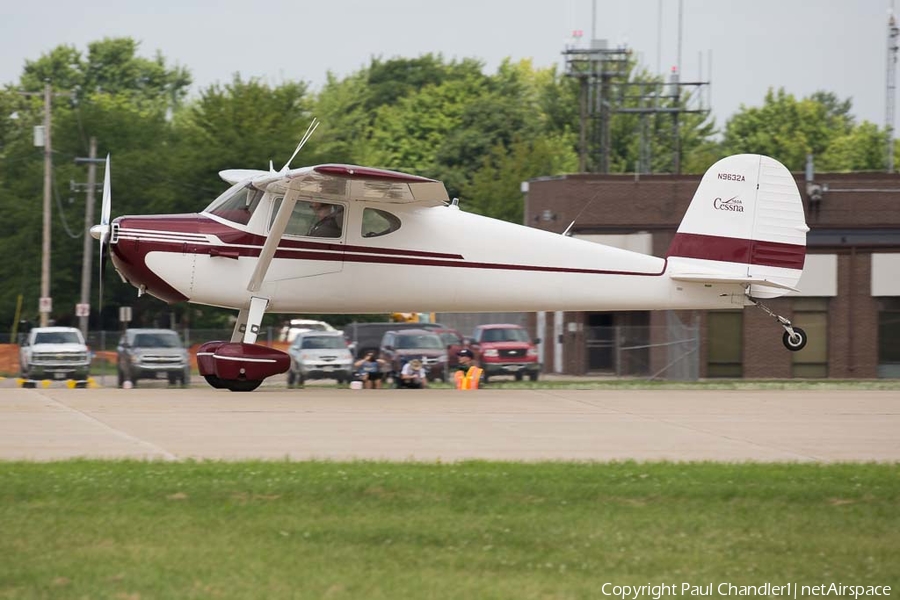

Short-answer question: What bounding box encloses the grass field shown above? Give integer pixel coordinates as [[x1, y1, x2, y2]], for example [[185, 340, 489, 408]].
[[1, 461, 897, 599]]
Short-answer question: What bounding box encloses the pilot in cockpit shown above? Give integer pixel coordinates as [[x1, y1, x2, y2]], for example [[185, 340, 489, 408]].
[[307, 201, 343, 238]]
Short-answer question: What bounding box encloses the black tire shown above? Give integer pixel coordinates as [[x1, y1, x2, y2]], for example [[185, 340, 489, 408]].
[[782, 327, 808, 352], [204, 375, 228, 389], [224, 379, 262, 392], [117, 368, 125, 388], [182, 368, 191, 387], [528, 371, 539, 382], [481, 373, 489, 384], [297, 373, 305, 386], [168, 373, 178, 385], [514, 372, 524, 381], [286, 370, 296, 388]]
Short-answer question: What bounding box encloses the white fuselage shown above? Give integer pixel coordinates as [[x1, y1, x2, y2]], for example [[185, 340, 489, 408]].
[[124, 196, 749, 314]]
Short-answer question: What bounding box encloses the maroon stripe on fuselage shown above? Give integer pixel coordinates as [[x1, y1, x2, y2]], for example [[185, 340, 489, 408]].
[[666, 233, 805, 270]]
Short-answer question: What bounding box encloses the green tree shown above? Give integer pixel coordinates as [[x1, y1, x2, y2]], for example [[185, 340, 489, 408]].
[[171, 75, 314, 210], [721, 88, 882, 171], [462, 135, 578, 224]]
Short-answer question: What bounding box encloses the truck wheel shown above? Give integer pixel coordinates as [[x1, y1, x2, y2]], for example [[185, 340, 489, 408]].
[[529, 372, 539, 382], [514, 372, 524, 381]]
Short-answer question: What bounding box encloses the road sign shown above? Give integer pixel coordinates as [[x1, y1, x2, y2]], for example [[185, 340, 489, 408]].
[[119, 306, 132, 323], [75, 303, 90, 317], [39, 297, 52, 313]]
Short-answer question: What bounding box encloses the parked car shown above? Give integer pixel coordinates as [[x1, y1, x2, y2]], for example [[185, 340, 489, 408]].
[[468, 324, 540, 382], [433, 327, 465, 371], [286, 331, 354, 386], [344, 321, 444, 359], [379, 329, 448, 382], [279, 319, 337, 343], [117, 328, 191, 387], [19, 326, 91, 381]]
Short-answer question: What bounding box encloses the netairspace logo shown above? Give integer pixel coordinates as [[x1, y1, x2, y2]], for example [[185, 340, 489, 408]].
[[600, 582, 892, 600]]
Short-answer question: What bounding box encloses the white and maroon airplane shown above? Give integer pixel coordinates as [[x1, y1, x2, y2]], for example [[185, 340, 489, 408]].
[[91, 152, 808, 391]]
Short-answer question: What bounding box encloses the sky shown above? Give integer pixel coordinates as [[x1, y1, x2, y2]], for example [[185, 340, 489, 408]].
[[0, 0, 893, 130]]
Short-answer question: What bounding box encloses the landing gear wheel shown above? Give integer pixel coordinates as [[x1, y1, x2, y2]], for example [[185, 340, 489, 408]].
[[204, 375, 228, 389], [224, 379, 262, 392], [782, 327, 808, 352]]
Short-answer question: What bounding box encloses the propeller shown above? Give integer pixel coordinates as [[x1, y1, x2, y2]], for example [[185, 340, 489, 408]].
[[89, 155, 112, 322]]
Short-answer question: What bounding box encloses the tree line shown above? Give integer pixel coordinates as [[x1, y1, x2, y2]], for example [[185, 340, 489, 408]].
[[0, 38, 891, 330]]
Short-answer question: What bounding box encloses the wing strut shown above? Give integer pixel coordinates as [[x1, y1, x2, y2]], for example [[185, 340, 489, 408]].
[[246, 195, 298, 293]]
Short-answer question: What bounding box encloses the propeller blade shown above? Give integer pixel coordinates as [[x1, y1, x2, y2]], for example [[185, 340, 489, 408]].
[[100, 154, 111, 226], [97, 155, 112, 326]]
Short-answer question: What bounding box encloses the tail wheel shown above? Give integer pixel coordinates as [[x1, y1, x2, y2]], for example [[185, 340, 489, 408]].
[[782, 327, 808, 352]]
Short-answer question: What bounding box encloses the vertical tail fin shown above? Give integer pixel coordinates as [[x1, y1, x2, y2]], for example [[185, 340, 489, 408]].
[[666, 154, 809, 298]]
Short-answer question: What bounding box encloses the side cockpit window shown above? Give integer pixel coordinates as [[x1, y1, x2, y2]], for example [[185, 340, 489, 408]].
[[208, 185, 264, 225], [361, 208, 401, 238], [270, 198, 345, 239]]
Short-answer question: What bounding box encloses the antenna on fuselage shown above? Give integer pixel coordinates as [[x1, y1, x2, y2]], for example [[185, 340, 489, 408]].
[[281, 117, 320, 172], [560, 187, 603, 236]]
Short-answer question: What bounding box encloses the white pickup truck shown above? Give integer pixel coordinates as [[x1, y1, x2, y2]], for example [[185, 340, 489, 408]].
[[19, 327, 91, 381]]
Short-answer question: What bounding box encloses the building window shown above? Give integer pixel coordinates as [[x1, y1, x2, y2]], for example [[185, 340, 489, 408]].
[[791, 298, 828, 378], [706, 311, 742, 378], [878, 298, 900, 378]]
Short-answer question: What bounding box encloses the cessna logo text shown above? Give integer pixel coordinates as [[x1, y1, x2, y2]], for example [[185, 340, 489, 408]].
[[717, 172, 745, 181], [713, 196, 744, 212]]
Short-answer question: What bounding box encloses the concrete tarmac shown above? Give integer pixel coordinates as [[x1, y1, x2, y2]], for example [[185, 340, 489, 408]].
[[0, 383, 898, 462]]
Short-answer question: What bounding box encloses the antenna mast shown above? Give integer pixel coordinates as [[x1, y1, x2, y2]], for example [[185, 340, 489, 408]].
[[887, 4, 898, 172]]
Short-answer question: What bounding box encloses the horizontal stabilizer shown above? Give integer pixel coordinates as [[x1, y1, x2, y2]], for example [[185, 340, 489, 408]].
[[669, 272, 799, 292]]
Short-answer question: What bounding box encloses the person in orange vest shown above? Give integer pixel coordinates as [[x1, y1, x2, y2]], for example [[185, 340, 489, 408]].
[[454, 349, 483, 390]]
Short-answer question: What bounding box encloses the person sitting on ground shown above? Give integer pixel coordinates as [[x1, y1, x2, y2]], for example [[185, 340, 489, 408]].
[[398, 358, 428, 389], [354, 351, 385, 389]]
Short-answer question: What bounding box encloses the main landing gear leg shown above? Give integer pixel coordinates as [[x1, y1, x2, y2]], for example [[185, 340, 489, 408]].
[[746, 295, 808, 352], [198, 297, 289, 392]]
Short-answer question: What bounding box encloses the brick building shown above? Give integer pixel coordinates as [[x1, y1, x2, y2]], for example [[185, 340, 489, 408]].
[[523, 170, 900, 379]]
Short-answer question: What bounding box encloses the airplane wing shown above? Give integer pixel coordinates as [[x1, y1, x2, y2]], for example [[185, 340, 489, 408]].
[[669, 272, 800, 292], [220, 164, 449, 206]]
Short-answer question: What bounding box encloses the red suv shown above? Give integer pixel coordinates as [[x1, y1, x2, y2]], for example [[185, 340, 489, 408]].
[[468, 324, 540, 382]]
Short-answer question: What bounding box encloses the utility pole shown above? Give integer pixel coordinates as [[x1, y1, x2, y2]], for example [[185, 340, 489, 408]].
[[40, 82, 52, 326], [75, 137, 101, 337], [19, 81, 71, 326]]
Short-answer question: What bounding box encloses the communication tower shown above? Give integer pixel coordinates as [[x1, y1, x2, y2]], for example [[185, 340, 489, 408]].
[[562, 36, 710, 174], [886, 8, 898, 172]]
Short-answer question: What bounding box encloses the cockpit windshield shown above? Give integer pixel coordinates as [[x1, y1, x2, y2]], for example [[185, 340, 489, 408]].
[[206, 183, 265, 225]]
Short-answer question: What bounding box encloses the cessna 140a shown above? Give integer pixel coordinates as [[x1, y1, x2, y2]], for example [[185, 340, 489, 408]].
[[91, 151, 808, 391]]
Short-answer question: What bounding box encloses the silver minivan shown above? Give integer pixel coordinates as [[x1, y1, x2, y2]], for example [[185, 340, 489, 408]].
[[286, 331, 354, 386]]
